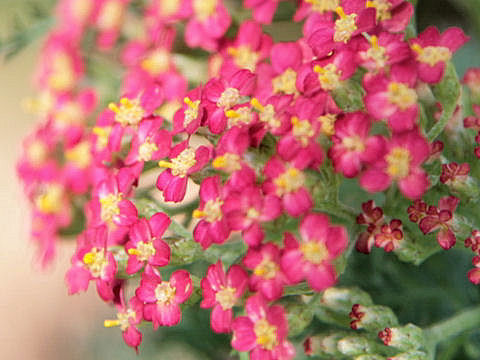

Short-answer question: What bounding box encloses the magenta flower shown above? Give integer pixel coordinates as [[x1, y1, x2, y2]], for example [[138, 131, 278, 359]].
[[244, 0, 282, 24], [136, 267, 193, 329], [360, 129, 430, 200], [125, 117, 172, 165], [467, 256, 480, 285], [212, 127, 250, 174], [193, 176, 231, 249], [125, 212, 171, 274], [375, 219, 403, 252], [263, 156, 313, 217], [66, 226, 117, 301], [104, 294, 144, 351], [223, 185, 282, 247], [231, 294, 295, 360], [243, 242, 288, 300], [410, 26, 469, 84], [418, 196, 459, 250], [367, 0, 413, 32], [184, 0, 231, 51], [281, 213, 347, 291], [156, 140, 210, 202], [329, 111, 384, 178], [173, 87, 205, 135], [200, 261, 249, 333], [364, 61, 419, 132]]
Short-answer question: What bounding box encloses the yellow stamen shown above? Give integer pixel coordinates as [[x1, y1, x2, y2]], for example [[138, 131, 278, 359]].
[[254, 258, 279, 279], [272, 68, 298, 95], [83, 247, 108, 277], [254, 319, 278, 350], [158, 147, 196, 177], [104, 320, 120, 328], [193, 209, 206, 218], [334, 7, 357, 43], [193, 199, 224, 222], [250, 98, 265, 112], [314, 64, 342, 91], [108, 97, 145, 127], [386, 147, 411, 179], [215, 286, 237, 310], [274, 168, 306, 196], [387, 82, 417, 110], [212, 153, 241, 173], [335, 6, 346, 18], [226, 109, 240, 118], [155, 282, 176, 306], [300, 241, 329, 264]]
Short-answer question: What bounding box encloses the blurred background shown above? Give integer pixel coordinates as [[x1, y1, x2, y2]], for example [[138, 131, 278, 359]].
[[1, 0, 480, 359]]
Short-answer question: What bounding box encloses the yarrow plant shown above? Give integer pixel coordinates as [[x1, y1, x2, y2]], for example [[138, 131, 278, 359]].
[[15, 0, 480, 358]]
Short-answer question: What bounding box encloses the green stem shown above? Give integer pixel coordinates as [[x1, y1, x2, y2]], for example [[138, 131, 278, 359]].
[[425, 305, 480, 358]]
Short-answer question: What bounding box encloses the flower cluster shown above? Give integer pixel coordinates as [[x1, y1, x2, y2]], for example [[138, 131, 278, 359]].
[[16, 0, 479, 358]]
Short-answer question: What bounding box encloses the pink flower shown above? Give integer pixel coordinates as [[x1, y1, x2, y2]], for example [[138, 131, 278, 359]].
[[173, 87, 205, 135], [184, 0, 231, 51], [94, 0, 127, 50], [329, 111, 384, 178], [125, 212, 171, 274], [223, 185, 282, 247], [66, 226, 117, 301], [244, 0, 282, 24], [418, 196, 459, 250], [360, 129, 430, 200], [243, 242, 288, 300], [367, 0, 414, 32], [212, 127, 251, 174], [410, 26, 469, 84], [156, 140, 210, 202], [136, 267, 193, 329], [281, 213, 347, 291], [263, 156, 313, 217], [355, 200, 385, 254], [364, 61, 419, 132], [200, 261, 249, 333], [440, 162, 470, 185], [103, 294, 144, 351], [193, 176, 231, 249], [231, 294, 295, 360], [374, 219, 403, 252]]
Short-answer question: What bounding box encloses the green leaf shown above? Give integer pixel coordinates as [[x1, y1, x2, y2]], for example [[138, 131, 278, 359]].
[[427, 62, 461, 142]]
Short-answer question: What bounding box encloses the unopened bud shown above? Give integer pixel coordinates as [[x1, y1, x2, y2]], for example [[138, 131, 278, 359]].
[[284, 298, 314, 336], [350, 304, 398, 331], [322, 287, 374, 312], [337, 335, 381, 356], [303, 332, 350, 357], [378, 324, 424, 351], [388, 350, 427, 360]]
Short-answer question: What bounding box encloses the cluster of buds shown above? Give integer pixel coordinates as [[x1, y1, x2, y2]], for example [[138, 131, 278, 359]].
[[356, 200, 404, 254], [407, 196, 459, 250], [465, 230, 480, 285], [15, 0, 480, 358]]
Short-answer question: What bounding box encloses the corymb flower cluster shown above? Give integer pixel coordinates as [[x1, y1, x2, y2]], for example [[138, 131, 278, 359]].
[[16, 0, 480, 358]]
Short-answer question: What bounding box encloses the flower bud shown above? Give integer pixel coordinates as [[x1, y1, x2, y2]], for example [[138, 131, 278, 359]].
[[387, 350, 427, 360], [350, 304, 398, 331], [337, 335, 381, 356], [378, 324, 424, 351], [284, 298, 314, 336], [303, 332, 350, 357]]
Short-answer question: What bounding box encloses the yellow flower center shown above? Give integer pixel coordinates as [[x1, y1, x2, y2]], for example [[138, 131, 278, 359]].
[[127, 241, 156, 261], [318, 114, 337, 136], [92, 126, 112, 150], [365, 35, 387, 68], [215, 286, 237, 310], [251, 98, 281, 129], [83, 247, 108, 278], [411, 44, 452, 67], [138, 138, 159, 162], [226, 107, 254, 127], [247, 207, 261, 219], [342, 135, 365, 152], [334, 7, 357, 43], [48, 53, 75, 92], [387, 82, 417, 110], [155, 282, 176, 306], [292, 116, 315, 147], [228, 46, 259, 72], [100, 193, 122, 223], [97, 0, 124, 30], [35, 184, 64, 214], [158, 147, 197, 177], [27, 141, 48, 166], [141, 49, 170, 76], [65, 141, 92, 168], [104, 309, 136, 331], [274, 168, 306, 196], [254, 319, 278, 351], [193, 0, 217, 21], [300, 241, 329, 265], [183, 97, 200, 127], [108, 98, 145, 127], [193, 198, 224, 223], [254, 258, 279, 280], [72, 0, 93, 22], [217, 87, 241, 109], [366, 0, 392, 21], [386, 147, 411, 179], [159, 0, 181, 16], [272, 68, 298, 95], [305, 0, 339, 13], [314, 63, 342, 91], [56, 102, 83, 126], [212, 153, 242, 173]]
